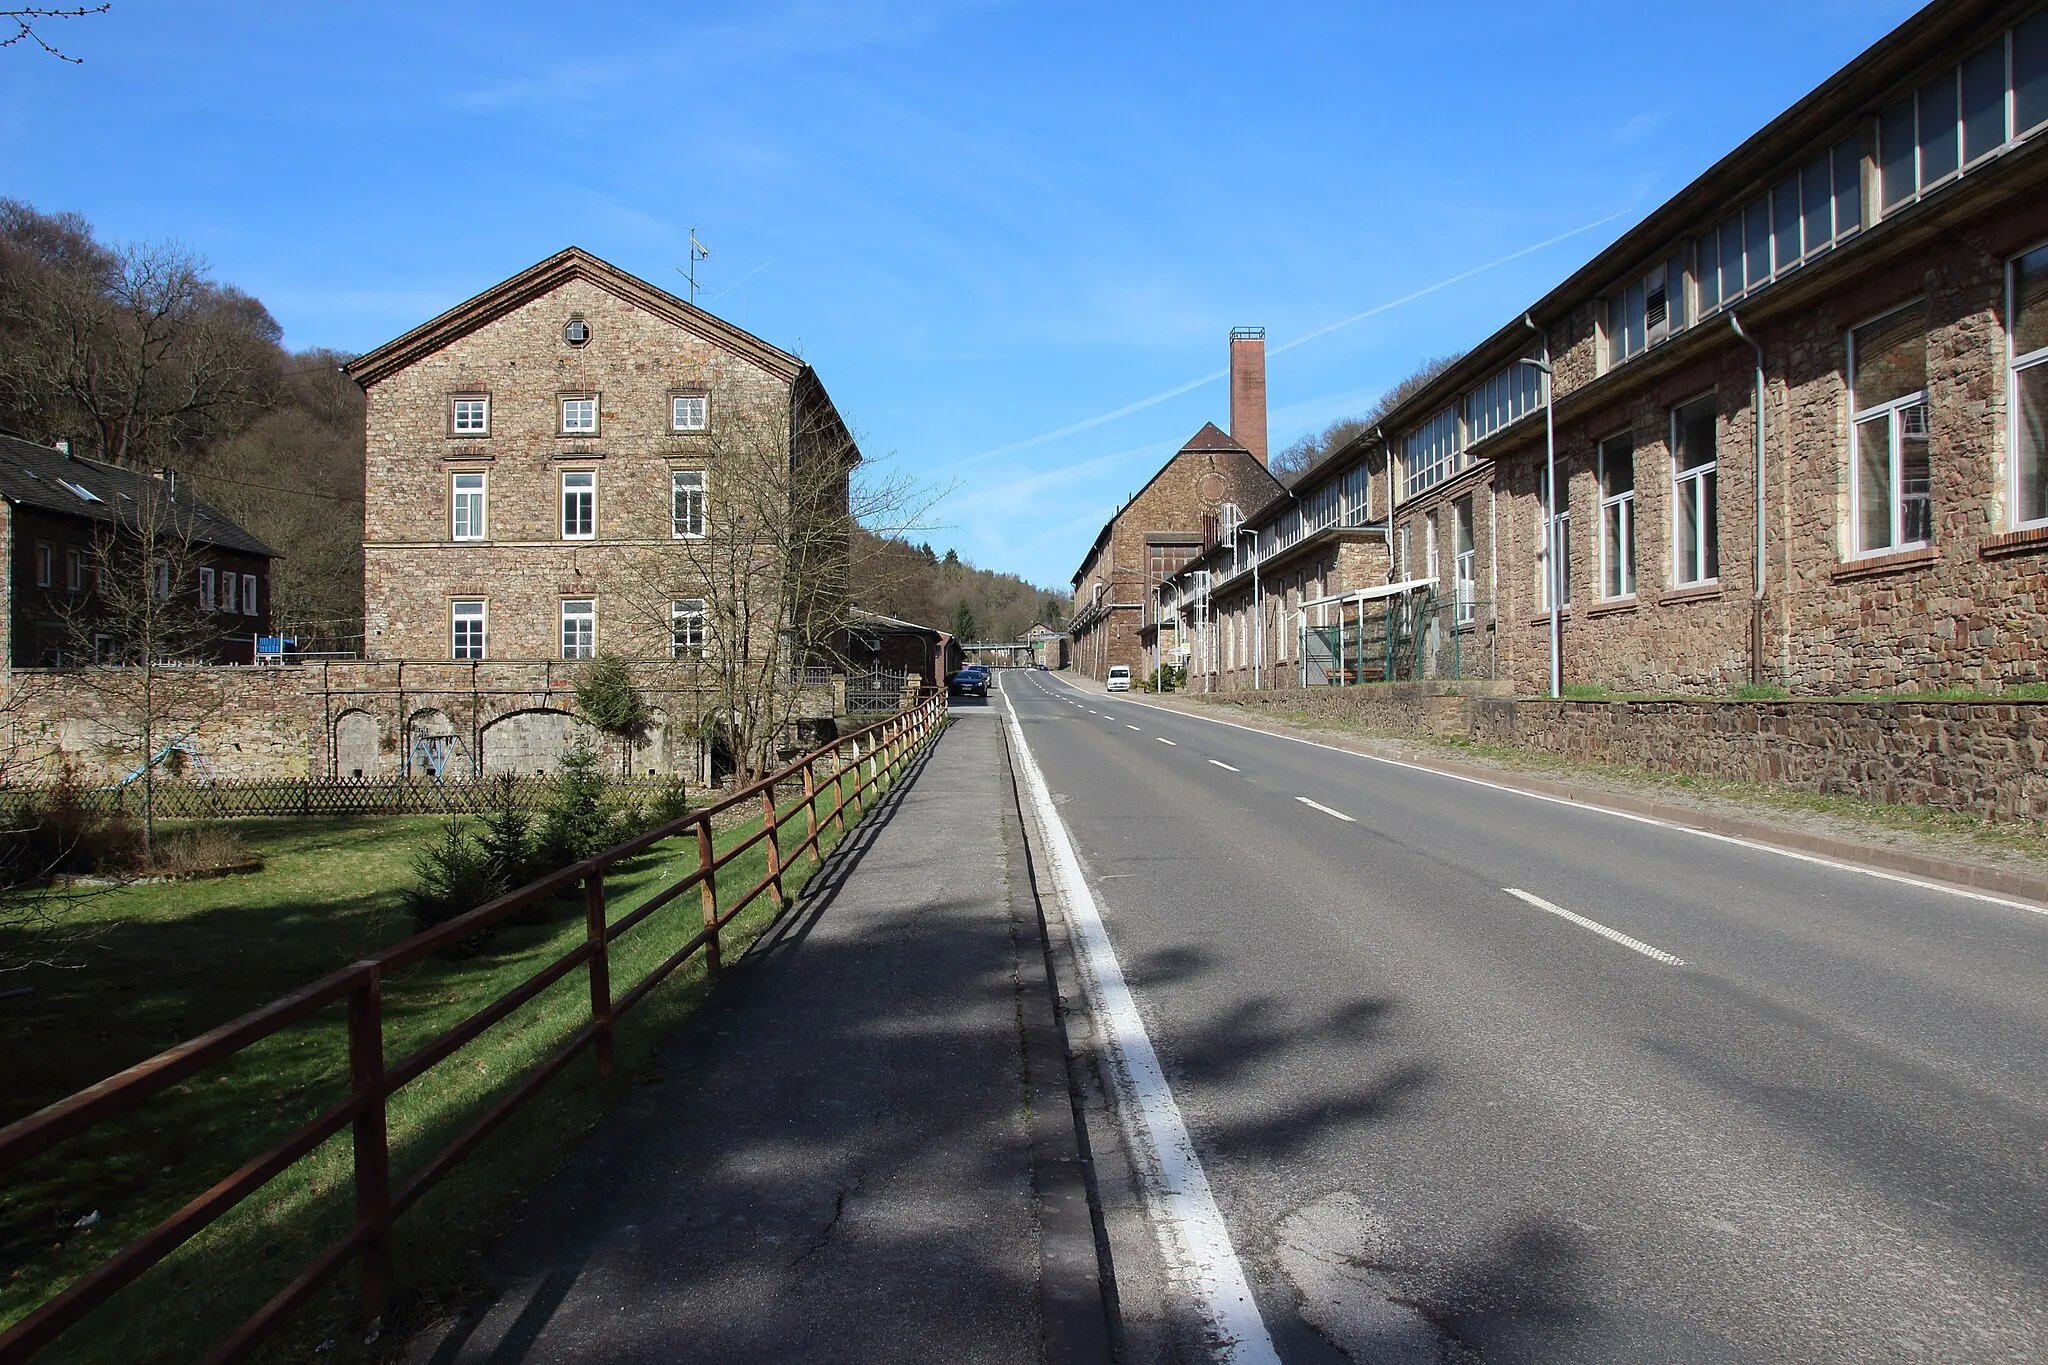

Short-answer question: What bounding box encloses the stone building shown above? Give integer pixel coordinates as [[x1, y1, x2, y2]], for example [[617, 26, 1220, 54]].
[[1168, 0, 2048, 698], [1067, 330, 1283, 681]]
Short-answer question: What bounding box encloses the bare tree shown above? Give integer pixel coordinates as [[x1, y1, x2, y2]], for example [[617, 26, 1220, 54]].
[[1270, 352, 1466, 482], [1, 4, 108, 62]]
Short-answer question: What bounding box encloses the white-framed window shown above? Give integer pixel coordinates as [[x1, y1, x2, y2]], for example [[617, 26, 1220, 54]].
[[1603, 253, 1689, 369], [1452, 496, 1477, 625], [451, 470, 487, 541], [220, 568, 238, 614], [1537, 466, 1570, 610], [1849, 302, 1932, 556], [1598, 434, 1637, 599], [671, 469, 706, 538], [561, 470, 595, 539], [1396, 523, 1411, 579], [1465, 362, 1543, 444], [2006, 241, 2048, 530], [1403, 406, 1462, 499], [451, 599, 486, 660], [1671, 395, 1720, 586], [560, 395, 598, 435], [1697, 137, 1861, 316], [450, 395, 489, 435], [561, 599, 596, 659], [198, 566, 215, 610], [1879, 15, 2048, 217], [671, 393, 708, 432], [242, 574, 258, 616], [33, 542, 52, 588], [1424, 514, 1439, 582], [671, 598, 706, 657]]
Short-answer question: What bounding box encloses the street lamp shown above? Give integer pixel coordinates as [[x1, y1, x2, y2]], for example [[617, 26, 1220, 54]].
[[1517, 314, 1561, 700], [1234, 524, 1262, 690]]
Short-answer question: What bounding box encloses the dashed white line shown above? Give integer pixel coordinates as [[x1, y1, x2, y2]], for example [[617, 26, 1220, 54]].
[[1156, 737, 1178, 746], [1208, 759, 1239, 772], [1295, 796, 1355, 822], [1502, 888, 1686, 965], [1127, 724, 1142, 731]]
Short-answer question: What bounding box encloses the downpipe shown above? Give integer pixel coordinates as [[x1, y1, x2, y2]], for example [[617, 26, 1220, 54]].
[[1730, 314, 1768, 688]]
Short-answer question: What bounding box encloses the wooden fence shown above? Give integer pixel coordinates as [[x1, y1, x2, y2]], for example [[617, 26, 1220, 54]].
[[0, 774, 701, 821], [0, 693, 949, 1363]]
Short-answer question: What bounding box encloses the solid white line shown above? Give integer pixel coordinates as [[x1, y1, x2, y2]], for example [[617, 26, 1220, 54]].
[[1156, 737, 1178, 746], [1049, 679, 2048, 920], [1208, 759, 1240, 772], [1294, 796, 1356, 822], [1503, 887, 1687, 965], [1002, 695, 1279, 1362]]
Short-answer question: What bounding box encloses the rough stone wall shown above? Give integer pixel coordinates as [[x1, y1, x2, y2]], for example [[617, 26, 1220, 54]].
[[360, 275, 793, 662]]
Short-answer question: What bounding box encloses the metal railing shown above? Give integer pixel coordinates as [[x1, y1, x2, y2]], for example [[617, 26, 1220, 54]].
[[1301, 593, 1496, 684], [0, 692, 948, 1363]]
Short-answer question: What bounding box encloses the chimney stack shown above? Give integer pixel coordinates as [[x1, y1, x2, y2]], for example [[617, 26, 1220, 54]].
[[1229, 326, 1268, 467]]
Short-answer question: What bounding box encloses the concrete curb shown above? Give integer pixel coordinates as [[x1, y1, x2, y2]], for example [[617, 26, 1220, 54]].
[[1101, 686, 2048, 912]]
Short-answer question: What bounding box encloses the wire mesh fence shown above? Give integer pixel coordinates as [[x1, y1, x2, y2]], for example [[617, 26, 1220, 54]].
[[0, 775, 692, 821], [1302, 593, 1496, 685]]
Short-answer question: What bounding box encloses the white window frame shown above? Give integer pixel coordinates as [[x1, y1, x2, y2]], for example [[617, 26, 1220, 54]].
[[1670, 395, 1720, 588], [198, 566, 215, 610], [561, 470, 595, 540], [33, 542, 52, 588], [671, 469, 706, 539], [560, 395, 598, 435], [671, 598, 706, 658], [66, 547, 84, 593], [451, 470, 487, 541], [242, 574, 258, 616], [561, 599, 596, 659], [671, 393, 708, 432], [1451, 497, 1477, 625], [451, 599, 487, 660], [1847, 304, 1932, 558], [2006, 241, 2048, 531], [1597, 433, 1637, 600], [450, 395, 490, 435]]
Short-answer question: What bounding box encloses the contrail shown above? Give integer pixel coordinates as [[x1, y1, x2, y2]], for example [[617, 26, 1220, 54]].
[[938, 208, 1632, 473], [705, 258, 773, 304]]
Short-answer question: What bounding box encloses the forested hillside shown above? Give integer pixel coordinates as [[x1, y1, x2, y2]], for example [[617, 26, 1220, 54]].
[[853, 530, 1065, 642]]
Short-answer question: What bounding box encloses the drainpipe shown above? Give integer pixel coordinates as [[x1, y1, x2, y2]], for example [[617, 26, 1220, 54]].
[[1729, 314, 1767, 687], [1374, 425, 1394, 582]]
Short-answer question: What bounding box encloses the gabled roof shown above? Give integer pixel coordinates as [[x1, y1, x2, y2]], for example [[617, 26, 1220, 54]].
[[1178, 421, 1248, 455], [0, 435, 278, 558], [343, 247, 808, 389], [850, 606, 943, 637], [1069, 421, 1281, 586]]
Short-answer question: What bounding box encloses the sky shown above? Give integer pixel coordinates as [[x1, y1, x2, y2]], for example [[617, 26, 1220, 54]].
[[2, 0, 1928, 591]]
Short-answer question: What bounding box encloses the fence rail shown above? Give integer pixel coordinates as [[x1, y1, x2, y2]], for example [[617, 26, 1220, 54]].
[[1302, 593, 1496, 685], [0, 692, 949, 1364], [0, 775, 700, 820]]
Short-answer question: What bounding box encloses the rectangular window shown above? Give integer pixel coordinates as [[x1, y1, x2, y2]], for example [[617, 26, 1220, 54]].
[[1702, 137, 1862, 317], [1672, 396, 1720, 585], [561, 599, 596, 659], [1452, 496, 1476, 625], [1963, 37, 2008, 164], [199, 566, 215, 609], [151, 560, 170, 602], [671, 394, 708, 432], [2019, 10, 2048, 134], [450, 395, 489, 435], [1598, 434, 1637, 600], [220, 568, 238, 614], [1850, 304, 1932, 556], [1918, 70, 1961, 188], [66, 547, 84, 593], [671, 469, 706, 538], [1396, 523, 1411, 579], [2008, 243, 2048, 529], [1402, 406, 1462, 498], [33, 542, 52, 588], [561, 470, 595, 539], [452, 600, 486, 660], [560, 395, 598, 435], [451, 470, 486, 541], [1771, 175, 1802, 273], [671, 598, 706, 657], [1537, 466, 1570, 610], [1464, 362, 1543, 444], [242, 574, 258, 616], [1603, 255, 1689, 369]]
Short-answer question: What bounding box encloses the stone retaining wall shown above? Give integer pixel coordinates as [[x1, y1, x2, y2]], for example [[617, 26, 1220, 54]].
[[1188, 685, 2048, 823]]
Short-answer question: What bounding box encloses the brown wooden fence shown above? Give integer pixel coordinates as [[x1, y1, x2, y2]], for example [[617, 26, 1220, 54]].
[[0, 774, 692, 820], [0, 693, 948, 1363]]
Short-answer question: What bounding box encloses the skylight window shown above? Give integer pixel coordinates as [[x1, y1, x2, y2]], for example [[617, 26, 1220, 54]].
[[58, 479, 103, 504]]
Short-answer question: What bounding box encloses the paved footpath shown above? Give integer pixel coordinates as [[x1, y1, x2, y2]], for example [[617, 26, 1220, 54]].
[[407, 702, 1109, 1365]]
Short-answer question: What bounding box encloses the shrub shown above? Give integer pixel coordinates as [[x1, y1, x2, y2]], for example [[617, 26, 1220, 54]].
[[151, 826, 251, 877], [647, 774, 692, 830], [536, 737, 619, 869], [403, 821, 500, 947], [0, 767, 138, 885]]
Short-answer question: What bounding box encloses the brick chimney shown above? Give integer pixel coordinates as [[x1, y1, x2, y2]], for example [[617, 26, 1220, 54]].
[[1229, 326, 1268, 467]]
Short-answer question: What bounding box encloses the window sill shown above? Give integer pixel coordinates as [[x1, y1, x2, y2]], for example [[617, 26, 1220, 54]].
[[1524, 608, 1572, 627], [441, 451, 494, 462], [1980, 524, 2048, 558], [1658, 581, 1722, 606], [1585, 595, 1639, 617], [551, 446, 605, 457], [1831, 545, 1939, 581]]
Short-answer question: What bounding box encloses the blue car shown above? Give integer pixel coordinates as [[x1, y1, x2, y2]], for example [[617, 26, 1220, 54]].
[[948, 666, 990, 697]]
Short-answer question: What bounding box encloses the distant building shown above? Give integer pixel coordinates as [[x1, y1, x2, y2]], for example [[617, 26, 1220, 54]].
[[0, 433, 276, 667], [845, 607, 957, 689]]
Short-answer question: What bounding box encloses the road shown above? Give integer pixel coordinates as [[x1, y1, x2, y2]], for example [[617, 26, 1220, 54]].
[[997, 670, 2048, 1364]]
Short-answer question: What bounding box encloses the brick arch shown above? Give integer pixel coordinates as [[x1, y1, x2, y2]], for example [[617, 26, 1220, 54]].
[[331, 707, 384, 780]]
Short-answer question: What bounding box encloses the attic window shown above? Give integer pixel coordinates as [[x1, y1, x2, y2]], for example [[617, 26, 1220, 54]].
[[58, 478, 103, 504], [564, 317, 592, 347]]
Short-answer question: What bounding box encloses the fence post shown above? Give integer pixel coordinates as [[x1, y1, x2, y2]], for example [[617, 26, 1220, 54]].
[[801, 763, 821, 866], [830, 743, 849, 835], [584, 869, 613, 1076], [347, 965, 393, 1328], [696, 819, 721, 978], [761, 778, 784, 906]]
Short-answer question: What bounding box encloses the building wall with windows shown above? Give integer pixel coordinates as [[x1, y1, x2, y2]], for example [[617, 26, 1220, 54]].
[[349, 249, 850, 670]]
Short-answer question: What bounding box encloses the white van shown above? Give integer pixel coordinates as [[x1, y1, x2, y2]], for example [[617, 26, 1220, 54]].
[[1105, 665, 1131, 692]]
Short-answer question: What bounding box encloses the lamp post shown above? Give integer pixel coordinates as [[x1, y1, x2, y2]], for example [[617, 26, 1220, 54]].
[[1234, 525, 1262, 689], [1517, 315, 1561, 700]]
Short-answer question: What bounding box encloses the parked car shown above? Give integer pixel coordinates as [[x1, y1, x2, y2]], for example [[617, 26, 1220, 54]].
[[1105, 665, 1131, 692], [949, 666, 989, 697]]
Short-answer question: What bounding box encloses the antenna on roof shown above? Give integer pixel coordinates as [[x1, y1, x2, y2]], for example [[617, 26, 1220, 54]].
[[679, 229, 711, 304]]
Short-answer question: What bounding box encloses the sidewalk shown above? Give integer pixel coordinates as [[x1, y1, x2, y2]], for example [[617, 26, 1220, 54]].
[[405, 704, 1108, 1365]]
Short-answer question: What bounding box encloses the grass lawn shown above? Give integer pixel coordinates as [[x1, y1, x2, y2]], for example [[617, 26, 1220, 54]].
[[0, 747, 919, 1363]]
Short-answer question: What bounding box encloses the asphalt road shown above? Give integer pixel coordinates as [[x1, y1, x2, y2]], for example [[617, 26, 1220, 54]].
[[998, 671, 2048, 1364]]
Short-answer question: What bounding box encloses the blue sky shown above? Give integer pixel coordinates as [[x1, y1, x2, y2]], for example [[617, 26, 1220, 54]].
[[4, 0, 1925, 590]]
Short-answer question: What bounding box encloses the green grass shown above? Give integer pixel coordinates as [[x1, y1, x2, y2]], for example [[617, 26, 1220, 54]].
[[0, 746, 923, 1363]]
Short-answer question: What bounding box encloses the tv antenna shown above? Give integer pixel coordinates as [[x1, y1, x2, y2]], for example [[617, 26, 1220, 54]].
[[680, 229, 711, 304]]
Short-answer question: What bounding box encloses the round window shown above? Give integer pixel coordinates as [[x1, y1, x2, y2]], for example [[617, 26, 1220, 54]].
[[563, 318, 591, 346]]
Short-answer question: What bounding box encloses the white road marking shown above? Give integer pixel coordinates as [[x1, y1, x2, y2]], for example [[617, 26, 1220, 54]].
[[1295, 796, 1355, 822], [1127, 724, 1142, 731], [1002, 696, 1280, 1363], [1502, 888, 1686, 965], [1156, 737, 1178, 746], [1208, 759, 1240, 772]]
